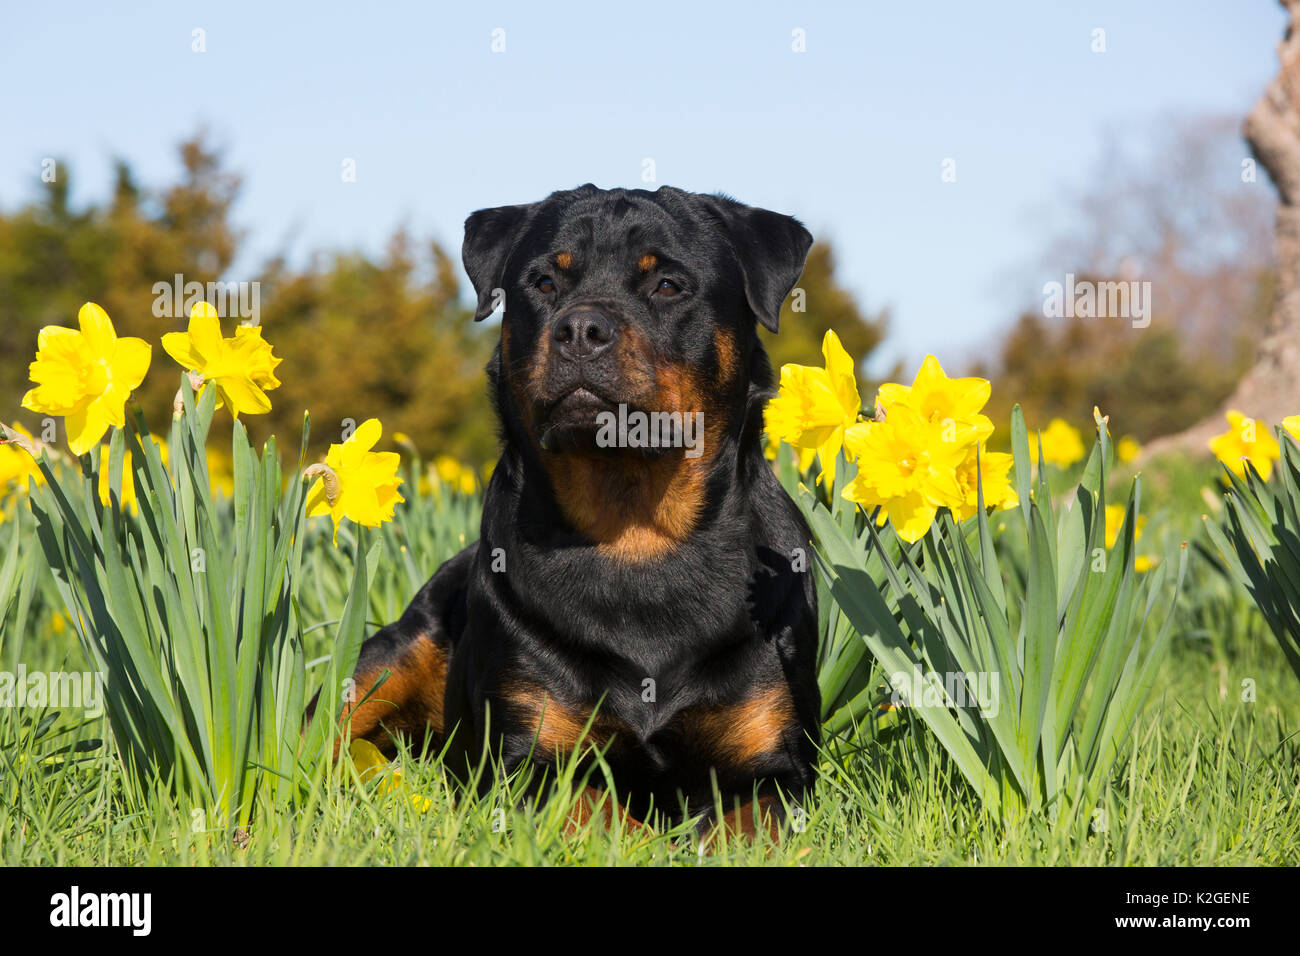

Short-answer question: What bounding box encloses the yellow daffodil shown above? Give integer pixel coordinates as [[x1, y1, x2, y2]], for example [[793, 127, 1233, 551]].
[[764, 330, 862, 477], [348, 739, 431, 814], [162, 303, 282, 417], [1116, 435, 1141, 463], [0, 423, 43, 494], [1209, 409, 1280, 480], [21, 303, 152, 456], [840, 406, 975, 542], [98, 448, 137, 513], [1039, 418, 1086, 468], [97, 438, 168, 514], [349, 738, 397, 790], [305, 418, 404, 545], [432, 454, 479, 496], [832, 353, 1006, 539], [205, 445, 235, 498], [876, 354, 994, 438], [1103, 503, 1155, 572], [1103, 503, 1147, 549], [1282, 415, 1300, 443], [952, 445, 1018, 521]]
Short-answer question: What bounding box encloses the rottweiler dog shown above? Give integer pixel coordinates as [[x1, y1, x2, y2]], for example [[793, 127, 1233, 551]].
[[330, 184, 819, 838]]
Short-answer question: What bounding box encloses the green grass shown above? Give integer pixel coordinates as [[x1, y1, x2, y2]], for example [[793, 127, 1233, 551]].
[[3, 630, 1296, 865], [2, 442, 1298, 866]]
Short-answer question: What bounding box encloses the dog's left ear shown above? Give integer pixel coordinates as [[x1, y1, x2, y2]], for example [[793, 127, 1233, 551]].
[[702, 196, 814, 333], [462, 202, 537, 320]]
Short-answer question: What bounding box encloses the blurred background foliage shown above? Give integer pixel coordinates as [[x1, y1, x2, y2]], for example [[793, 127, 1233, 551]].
[[761, 240, 893, 391], [974, 115, 1276, 444], [0, 137, 497, 463], [0, 116, 1277, 465], [0, 136, 886, 466]]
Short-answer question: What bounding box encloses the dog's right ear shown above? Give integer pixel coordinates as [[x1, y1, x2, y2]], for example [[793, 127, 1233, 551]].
[[697, 195, 813, 334], [462, 203, 535, 320]]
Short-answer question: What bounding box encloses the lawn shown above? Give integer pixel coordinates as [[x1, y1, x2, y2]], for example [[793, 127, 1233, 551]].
[[2, 439, 1297, 866], [2, 316, 1298, 867]]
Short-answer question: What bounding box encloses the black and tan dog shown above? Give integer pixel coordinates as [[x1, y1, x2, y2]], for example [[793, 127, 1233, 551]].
[[328, 184, 819, 838]]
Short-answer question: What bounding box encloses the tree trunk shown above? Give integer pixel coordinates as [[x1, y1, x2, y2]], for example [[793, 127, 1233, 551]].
[[1143, 0, 1300, 460]]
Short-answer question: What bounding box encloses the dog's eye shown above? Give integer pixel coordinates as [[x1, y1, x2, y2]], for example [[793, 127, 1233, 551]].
[[653, 279, 681, 298], [536, 276, 556, 294]]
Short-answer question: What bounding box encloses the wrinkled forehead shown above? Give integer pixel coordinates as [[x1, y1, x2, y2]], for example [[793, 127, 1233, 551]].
[[522, 192, 705, 265]]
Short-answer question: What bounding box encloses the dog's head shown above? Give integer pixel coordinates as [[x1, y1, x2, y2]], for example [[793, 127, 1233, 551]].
[[463, 184, 811, 561], [463, 184, 812, 458]]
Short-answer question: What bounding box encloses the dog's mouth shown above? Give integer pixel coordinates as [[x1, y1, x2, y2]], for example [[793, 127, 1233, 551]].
[[535, 384, 686, 459], [545, 384, 621, 424], [536, 385, 616, 452], [547, 385, 612, 414]]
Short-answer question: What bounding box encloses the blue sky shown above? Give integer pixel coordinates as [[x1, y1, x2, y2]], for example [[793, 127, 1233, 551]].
[[0, 1, 1284, 375]]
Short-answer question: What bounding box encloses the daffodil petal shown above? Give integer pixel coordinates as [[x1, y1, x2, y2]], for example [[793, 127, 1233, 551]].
[[64, 405, 111, 457], [162, 331, 206, 371], [351, 419, 383, 456], [77, 302, 116, 354], [112, 337, 152, 389], [215, 377, 272, 417], [187, 306, 224, 358], [305, 480, 331, 517]]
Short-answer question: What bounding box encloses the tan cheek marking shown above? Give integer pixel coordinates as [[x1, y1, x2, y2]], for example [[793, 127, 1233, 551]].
[[510, 325, 550, 435], [614, 325, 658, 402], [713, 327, 738, 386]]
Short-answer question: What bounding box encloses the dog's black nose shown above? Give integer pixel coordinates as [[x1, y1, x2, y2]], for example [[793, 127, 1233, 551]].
[[552, 310, 616, 361]]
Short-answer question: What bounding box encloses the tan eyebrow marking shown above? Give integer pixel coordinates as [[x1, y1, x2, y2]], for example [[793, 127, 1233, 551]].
[[637, 253, 657, 272], [555, 251, 574, 270]]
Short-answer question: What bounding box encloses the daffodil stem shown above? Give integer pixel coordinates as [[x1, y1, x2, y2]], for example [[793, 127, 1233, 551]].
[[172, 371, 207, 417]]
